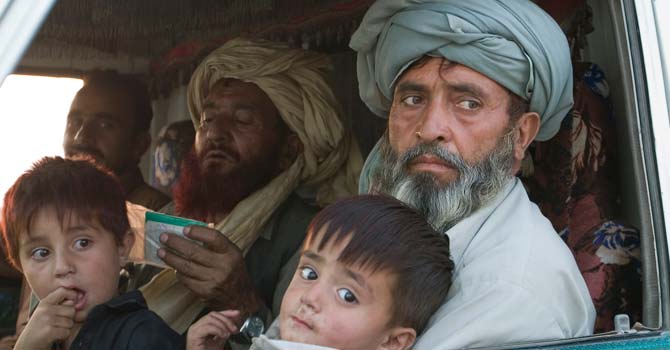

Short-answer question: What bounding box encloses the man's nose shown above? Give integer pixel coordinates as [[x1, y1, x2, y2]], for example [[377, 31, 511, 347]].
[[203, 116, 233, 143], [416, 100, 452, 143], [72, 121, 95, 144], [54, 252, 76, 278]]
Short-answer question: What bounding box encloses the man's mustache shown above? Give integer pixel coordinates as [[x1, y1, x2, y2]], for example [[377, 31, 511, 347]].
[[398, 142, 467, 172], [65, 145, 104, 160], [199, 142, 240, 162]]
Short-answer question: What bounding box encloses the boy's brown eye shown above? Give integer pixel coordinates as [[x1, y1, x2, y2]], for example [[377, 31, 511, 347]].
[[299, 266, 318, 280], [30, 248, 50, 260], [337, 288, 358, 304], [74, 239, 91, 249]]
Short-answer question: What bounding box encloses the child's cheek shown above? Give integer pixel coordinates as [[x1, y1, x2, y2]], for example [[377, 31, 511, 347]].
[[21, 263, 49, 300]]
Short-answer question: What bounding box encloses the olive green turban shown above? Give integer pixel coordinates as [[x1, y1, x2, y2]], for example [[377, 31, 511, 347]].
[[350, 0, 573, 141]]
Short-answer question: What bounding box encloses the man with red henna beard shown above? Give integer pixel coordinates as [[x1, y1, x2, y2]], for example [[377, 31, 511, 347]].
[[131, 38, 362, 349], [173, 78, 293, 224]]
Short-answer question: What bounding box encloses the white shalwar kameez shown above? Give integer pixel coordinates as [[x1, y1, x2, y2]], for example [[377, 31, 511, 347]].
[[415, 178, 595, 349]]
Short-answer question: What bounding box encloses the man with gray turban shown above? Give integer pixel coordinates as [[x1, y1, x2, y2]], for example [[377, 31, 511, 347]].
[[350, 0, 595, 348], [137, 38, 362, 341]]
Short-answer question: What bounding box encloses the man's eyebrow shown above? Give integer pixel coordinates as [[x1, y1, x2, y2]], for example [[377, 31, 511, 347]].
[[92, 112, 116, 121], [233, 104, 258, 112], [67, 111, 115, 120], [448, 82, 489, 100], [394, 82, 428, 95], [201, 102, 258, 114], [343, 267, 372, 295]]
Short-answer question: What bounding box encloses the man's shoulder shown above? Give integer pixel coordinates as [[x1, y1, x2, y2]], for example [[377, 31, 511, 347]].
[[462, 191, 580, 283], [454, 179, 590, 306], [275, 193, 320, 222], [127, 182, 171, 211], [442, 182, 595, 344], [262, 192, 318, 242], [458, 180, 566, 267]]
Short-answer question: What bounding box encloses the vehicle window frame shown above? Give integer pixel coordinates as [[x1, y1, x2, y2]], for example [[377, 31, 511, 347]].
[[0, 0, 55, 85], [632, 0, 670, 332], [1, 0, 669, 348]]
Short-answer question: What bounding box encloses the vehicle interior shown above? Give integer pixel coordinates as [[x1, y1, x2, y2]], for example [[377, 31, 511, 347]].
[[1, 0, 669, 348]]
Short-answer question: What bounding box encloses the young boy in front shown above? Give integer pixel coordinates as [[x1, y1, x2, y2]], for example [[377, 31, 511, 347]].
[[187, 195, 454, 350], [1, 156, 184, 350]]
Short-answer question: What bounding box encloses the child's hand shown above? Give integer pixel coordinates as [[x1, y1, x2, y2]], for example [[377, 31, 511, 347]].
[[187, 310, 241, 350], [14, 287, 77, 350]]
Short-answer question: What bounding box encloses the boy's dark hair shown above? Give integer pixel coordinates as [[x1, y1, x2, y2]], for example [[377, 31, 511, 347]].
[[1, 156, 130, 270], [80, 70, 153, 134], [307, 194, 454, 335]]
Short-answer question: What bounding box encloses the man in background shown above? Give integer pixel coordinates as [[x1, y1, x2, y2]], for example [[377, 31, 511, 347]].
[[0, 70, 169, 350], [64, 70, 170, 210], [136, 38, 362, 347]]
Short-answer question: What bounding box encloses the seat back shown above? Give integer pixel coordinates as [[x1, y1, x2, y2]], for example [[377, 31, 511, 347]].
[[521, 62, 642, 333]]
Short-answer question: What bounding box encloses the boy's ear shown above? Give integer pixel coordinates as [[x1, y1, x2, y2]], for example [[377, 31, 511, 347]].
[[117, 229, 135, 267], [379, 327, 416, 350]]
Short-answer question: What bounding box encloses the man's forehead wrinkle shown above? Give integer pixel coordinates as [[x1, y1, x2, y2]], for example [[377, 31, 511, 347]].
[[202, 97, 258, 114], [209, 79, 258, 97], [202, 94, 236, 112], [439, 59, 457, 71], [439, 64, 506, 101], [205, 83, 261, 104]]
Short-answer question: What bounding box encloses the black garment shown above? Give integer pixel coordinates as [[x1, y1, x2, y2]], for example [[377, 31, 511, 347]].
[[244, 193, 317, 313], [53, 290, 184, 350]]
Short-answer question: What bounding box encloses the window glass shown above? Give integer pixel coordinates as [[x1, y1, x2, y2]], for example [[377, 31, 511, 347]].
[[0, 74, 82, 209]]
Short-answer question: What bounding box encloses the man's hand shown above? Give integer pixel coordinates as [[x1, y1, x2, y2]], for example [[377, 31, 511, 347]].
[[14, 287, 77, 350], [186, 310, 241, 350], [158, 225, 263, 317]]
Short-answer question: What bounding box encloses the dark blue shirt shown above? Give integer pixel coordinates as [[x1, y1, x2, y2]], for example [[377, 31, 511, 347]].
[[52, 290, 184, 350]]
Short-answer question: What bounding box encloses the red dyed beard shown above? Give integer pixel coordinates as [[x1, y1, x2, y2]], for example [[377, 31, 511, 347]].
[[172, 148, 278, 222]]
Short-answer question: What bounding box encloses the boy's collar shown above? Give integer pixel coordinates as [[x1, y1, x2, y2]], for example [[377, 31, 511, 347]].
[[100, 290, 147, 311]]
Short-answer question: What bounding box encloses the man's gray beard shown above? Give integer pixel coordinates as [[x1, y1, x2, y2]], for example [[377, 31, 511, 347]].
[[372, 130, 516, 232]]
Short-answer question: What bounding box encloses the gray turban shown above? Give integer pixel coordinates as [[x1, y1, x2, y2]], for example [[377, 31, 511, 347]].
[[350, 0, 573, 141]]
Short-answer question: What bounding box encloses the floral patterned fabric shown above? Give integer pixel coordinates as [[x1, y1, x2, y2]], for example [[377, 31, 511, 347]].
[[151, 120, 195, 195], [521, 63, 642, 333]]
